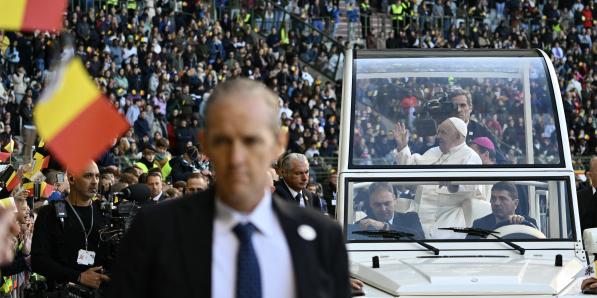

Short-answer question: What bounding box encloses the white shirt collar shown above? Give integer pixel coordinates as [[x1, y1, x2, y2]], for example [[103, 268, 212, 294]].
[[215, 190, 276, 237], [152, 192, 162, 202], [283, 180, 302, 199], [593, 187, 596, 196]]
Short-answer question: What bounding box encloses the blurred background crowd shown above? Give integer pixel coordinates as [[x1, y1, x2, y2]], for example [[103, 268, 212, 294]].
[[0, 0, 594, 294]]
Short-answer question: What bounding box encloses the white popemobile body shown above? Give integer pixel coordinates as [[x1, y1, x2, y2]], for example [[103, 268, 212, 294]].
[[336, 49, 593, 297]]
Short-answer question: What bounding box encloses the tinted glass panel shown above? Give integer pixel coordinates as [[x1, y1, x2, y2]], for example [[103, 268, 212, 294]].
[[345, 178, 572, 241], [350, 57, 562, 167]]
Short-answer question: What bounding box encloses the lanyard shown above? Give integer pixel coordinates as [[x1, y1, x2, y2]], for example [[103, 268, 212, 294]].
[[66, 200, 94, 250]]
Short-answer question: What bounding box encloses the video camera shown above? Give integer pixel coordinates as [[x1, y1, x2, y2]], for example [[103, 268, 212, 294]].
[[98, 184, 151, 269], [414, 92, 458, 137]]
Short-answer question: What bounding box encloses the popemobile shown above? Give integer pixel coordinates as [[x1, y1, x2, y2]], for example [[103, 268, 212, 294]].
[[336, 48, 597, 297]]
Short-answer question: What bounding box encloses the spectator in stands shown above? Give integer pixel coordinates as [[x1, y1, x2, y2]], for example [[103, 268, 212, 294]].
[[163, 146, 201, 183], [0, 190, 32, 296], [134, 146, 159, 174], [185, 172, 209, 194], [0, 209, 19, 266]]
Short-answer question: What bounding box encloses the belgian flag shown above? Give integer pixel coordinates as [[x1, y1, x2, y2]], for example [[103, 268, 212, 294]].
[[34, 59, 129, 175], [0, 166, 20, 198], [0, 0, 67, 32]]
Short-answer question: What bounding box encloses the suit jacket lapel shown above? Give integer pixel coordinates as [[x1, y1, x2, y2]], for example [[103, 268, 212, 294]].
[[278, 180, 296, 202], [304, 191, 313, 208], [178, 188, 215, 297], [272, 198, 312, 298]]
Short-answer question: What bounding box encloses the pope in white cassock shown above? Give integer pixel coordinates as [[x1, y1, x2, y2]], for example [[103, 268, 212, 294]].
[[392, 117, 485, 239]]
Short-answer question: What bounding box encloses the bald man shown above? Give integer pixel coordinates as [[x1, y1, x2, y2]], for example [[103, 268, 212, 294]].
[[392, 117, 484, 239], [393, 117, 482, 165]]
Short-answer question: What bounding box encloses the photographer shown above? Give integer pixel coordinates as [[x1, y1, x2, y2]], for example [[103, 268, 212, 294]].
[[31, 162, 110, 295]]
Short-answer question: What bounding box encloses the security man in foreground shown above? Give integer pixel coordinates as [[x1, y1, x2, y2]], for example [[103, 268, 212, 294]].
[[31, 161, 110, 295], [109, 78, 350, 298]]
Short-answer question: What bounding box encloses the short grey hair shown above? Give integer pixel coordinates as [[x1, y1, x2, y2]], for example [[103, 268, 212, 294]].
[[449, 87, 473, 107], [280, 153, 308, 171], [205, 78, 280, 135], [368, 182, 394, 198]]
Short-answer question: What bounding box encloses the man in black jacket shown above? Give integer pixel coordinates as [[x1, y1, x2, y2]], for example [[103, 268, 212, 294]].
[[578, 157, 597, 232], [164, 146, 200, 183], [273, 153, 326, 214], [31, 161, 110, 291], [449, 88, 508, 164], [471, 181, 538, 232], [109, 78, 349, 298], [356, 182, 425, 239]]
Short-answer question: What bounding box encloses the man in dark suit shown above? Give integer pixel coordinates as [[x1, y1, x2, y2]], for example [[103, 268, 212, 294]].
[[471, 181, 537, 232], [449, 88, 507, 164], [145, 171, 169, 203], [578, 157, 597, 232], [108, 78, 350, 298], [273, 153, 326, 214], [357, 182, 425, 239]]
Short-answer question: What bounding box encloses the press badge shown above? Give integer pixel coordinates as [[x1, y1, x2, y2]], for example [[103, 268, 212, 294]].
[[77, 250, 96, 265]]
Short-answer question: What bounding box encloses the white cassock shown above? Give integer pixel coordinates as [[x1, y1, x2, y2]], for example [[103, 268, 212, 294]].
[[393, 142, 485, 239]]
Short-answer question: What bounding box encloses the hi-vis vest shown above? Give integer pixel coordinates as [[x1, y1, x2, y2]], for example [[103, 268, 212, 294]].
[[360, 2, 370, 11], [127, 0, 137, 9], [135, 161, 159, 174], [0, 276, 12, 294], [280, 28, 289, 45], [238, 13, 252, 26], [161, 160, 173, 181], [403, 0, 412, 15], [391, 3, 404, 21]]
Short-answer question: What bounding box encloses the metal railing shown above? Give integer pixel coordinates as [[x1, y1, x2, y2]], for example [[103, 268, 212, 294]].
[[348, 14, 547, 48], [68, 0, 151, 12]]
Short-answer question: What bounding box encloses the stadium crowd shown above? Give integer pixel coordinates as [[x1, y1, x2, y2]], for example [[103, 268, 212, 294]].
[[0, 0, 593, 295]]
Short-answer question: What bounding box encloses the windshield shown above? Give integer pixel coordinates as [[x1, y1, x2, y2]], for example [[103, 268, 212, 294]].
[[349, 56, 563, 168], [345, 178, 573, 242]]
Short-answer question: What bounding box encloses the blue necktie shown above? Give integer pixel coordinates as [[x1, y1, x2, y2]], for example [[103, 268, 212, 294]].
[[233, 222, 262, 298]]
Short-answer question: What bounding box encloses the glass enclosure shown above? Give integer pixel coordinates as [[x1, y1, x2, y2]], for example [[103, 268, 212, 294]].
[[344, 178, 573, 242], [349, 55, 563, 168]]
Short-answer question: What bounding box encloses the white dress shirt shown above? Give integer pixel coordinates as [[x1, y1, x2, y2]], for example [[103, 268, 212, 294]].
[[151, 192, 163, 202], [212, 191, 296, 298], [284, 181, 306, 207]]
